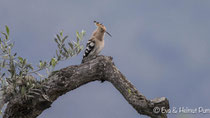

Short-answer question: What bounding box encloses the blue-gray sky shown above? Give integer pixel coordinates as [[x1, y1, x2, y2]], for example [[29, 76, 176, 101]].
[[0, 0, 210, 118]]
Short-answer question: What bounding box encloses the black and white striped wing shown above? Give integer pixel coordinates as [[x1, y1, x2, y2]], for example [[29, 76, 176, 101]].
[[83, 40, 95, 58]]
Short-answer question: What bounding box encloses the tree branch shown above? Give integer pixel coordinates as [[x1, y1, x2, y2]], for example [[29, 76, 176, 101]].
[[3, 55, 169, 118]]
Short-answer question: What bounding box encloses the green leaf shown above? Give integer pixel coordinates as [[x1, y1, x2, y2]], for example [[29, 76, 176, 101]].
[[5, 25, 10, 36], [61, 44, 65, 48], [77, 48, 82, 54], [76, 32, 81, 41], [39, 60, 43, 68], [62, 36, 68, 43], [43, 61, 47, 67], [76, 31, 79, 36], [50, 58, 57, 67], [1, 32, 8, 40], [68, 42, 74, 49], [23, 59, 26, 65], [76, 37, 79, 43], [60, 30, 63, 37], [18, 56, 23, 62], [56, 50, 59, 57], [81, 30, 86, 37], [1, 73, 5, 78], [69, 52, 73, 57], [72, 41, 77, 45], [27, 64, 34, 70], [63, 47, 68, 53], [54, 38, 59, 44], [56, 34, 61, 41], [2, 60, 6, 68]]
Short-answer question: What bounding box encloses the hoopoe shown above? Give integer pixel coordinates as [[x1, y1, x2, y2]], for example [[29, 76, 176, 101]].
[[82, 21, 111, 62]]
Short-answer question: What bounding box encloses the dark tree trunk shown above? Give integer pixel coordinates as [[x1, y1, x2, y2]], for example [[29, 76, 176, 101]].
[[3, 55, 169, 118]]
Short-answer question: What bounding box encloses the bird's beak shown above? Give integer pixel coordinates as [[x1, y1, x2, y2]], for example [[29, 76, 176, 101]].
[[106, 31, 112, 37]]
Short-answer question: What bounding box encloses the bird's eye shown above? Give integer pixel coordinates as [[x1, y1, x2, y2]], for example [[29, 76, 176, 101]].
[[100, 28, 104, 32]]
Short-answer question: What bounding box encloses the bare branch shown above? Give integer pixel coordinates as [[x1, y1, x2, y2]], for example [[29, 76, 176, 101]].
[[3, 55, 169, 118]]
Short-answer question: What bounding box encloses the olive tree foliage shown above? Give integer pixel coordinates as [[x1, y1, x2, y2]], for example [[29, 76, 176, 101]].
[[0, 26, 85, 114]]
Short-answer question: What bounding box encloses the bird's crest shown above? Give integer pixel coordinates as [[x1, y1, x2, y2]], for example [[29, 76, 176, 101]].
[[94, 21, 112, 37], [94, 21, 106, 31]]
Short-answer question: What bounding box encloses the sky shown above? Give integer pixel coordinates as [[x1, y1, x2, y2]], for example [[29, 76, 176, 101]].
[[0, 0, 210, 118]]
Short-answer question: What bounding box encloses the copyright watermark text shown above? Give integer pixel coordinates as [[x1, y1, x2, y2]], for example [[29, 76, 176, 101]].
[[153, 107, 210, 114]]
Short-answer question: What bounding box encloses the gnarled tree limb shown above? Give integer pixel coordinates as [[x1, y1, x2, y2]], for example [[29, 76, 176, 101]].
[[3, 55, 169, 118]]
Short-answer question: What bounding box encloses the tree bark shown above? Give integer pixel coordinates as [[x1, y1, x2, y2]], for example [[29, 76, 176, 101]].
[[3, 55, 169, 118]]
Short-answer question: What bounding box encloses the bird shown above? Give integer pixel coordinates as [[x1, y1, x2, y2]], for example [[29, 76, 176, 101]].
[[82, 21, 111, 63]]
